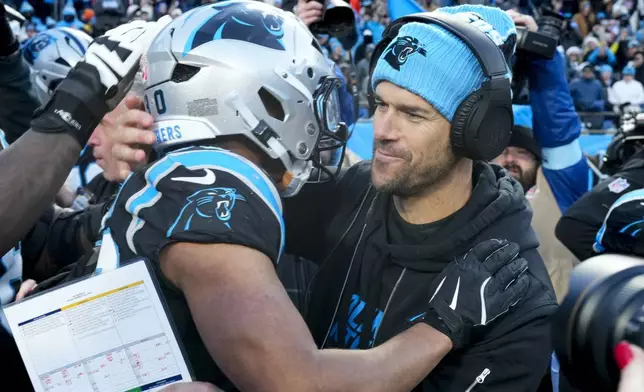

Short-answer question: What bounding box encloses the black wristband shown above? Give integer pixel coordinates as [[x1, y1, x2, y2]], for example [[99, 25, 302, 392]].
[[417, 300, 468, 350], [31, 62, 109, 147]]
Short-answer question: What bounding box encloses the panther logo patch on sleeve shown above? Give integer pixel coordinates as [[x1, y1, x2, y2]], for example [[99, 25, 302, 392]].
[[168, 187, 246, 235]]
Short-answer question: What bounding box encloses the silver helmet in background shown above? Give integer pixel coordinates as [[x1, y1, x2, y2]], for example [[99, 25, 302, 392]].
[[22, 27, 92, 105], [142, 0, 347, 197]]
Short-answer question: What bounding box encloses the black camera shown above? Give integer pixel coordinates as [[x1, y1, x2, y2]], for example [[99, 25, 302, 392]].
[[515, 5, 565, 59], [511, 6, 565, 103], [309, 0, 355, 37], [553, 254, 644, 391]]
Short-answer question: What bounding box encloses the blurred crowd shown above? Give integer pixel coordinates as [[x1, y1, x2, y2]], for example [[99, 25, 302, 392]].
[[13, 0, 644, 129], [558, 0, 644, 129]]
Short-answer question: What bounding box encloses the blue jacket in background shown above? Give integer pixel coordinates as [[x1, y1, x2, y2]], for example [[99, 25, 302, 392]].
[[569, 77, 604, 112], [528, 51, 592, 212]]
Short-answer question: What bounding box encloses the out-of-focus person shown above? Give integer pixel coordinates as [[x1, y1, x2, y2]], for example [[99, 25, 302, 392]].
[[610, 65, 644, 112]]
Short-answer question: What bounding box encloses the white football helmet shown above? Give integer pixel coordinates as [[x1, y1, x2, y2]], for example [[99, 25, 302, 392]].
[[23, 27, 93, 104], [142, 0, 347, 197]]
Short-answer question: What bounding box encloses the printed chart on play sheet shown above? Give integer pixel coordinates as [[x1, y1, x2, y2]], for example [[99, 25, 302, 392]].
[[3, 259, 192, 392]]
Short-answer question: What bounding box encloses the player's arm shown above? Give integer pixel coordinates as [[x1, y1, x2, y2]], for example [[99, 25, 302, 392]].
[[161, 242, 451, 392], [0, 13, 169, 255], [0, 131, 83, 255]]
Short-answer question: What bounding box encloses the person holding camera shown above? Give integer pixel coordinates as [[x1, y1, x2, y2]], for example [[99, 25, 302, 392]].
[[493, 10, 590, 303], [293, 0, 356, 126]]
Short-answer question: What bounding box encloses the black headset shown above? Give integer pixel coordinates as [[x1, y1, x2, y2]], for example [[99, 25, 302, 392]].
[[369, 12, 514, 161]]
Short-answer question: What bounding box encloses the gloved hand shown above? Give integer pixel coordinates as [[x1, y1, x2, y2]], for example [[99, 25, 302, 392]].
[[0, 2, 19, 57], [414, 239, 529, 350], [30, 16, 172, 147]]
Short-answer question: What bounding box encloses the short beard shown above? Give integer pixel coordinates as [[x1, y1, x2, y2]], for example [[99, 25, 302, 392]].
[[372, 146, 461, 197], [504, 162, 538, 192]]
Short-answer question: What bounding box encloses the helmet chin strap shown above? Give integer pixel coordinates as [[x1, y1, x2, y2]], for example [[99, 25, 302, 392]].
[[267, 137, 312, 198], [229, 93, 314, 198]]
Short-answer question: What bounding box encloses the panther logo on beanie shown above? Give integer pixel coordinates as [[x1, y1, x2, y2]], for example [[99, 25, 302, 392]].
[[382, 36, 427, 71], [371, 5, 516, 122]]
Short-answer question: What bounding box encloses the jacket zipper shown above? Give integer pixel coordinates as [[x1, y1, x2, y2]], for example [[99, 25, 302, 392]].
[[320, 220, 370, 348], [464, 368, 491, 392], [372, 268, 407, 346]]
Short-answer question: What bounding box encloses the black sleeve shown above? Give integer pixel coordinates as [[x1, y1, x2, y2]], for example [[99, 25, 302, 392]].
[[423, 311, 554, 392], [0, 51, 39, 144], [555, 215, 600, 261], [21, 202, 107, 281], [556, 165, 644, 261]]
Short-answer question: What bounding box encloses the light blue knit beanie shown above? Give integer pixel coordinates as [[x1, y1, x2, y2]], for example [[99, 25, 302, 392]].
[[371, 5, 517, 122], [512, 104, 532, 129]]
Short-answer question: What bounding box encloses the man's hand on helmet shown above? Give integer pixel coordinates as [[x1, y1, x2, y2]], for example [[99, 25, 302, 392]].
[[295, 0, 324, 27], [109, 95, 156, 181], [85, 16, 172, 110], [30, 16, 171, 147]]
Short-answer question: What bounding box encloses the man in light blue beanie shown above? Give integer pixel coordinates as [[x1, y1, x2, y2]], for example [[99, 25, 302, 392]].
[[370, 4, 517, 195], [352, 4, 557, 391]]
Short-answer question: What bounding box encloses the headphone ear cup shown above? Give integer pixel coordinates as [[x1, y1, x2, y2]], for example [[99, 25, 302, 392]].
[[451, 92, 480, 159], [451, 90, 513, 161]]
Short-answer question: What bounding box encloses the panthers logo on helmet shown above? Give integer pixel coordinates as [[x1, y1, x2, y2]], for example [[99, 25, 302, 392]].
[[169, 187, 246, 235], [185, 2, 285, 55], [383, 36, 427, 71], [23, 33, 56, 65]]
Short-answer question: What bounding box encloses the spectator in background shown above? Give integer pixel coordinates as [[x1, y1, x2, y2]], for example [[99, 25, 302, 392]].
[[80, 8, 94, 36], [561, 19, 584, 48], [570, 63, 605, 128], [356, 43, 374, 117], [169, 7, 182, 18], [588, 42, 617, 66], [24, 21, 35, 38], [329, 37, 348, 65], [566, 46, 584, 79], [55, 1, 83, 29], [18, 1, 42, 30], [583, 35, 600, 61], [630, 50, 644, 84], [574, 1, 597, 37], [610, 65, 644, 111], [599, 64, 616, 111]]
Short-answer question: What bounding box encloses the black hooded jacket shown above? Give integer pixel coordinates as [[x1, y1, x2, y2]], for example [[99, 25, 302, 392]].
[[285, 160, 558, 391]]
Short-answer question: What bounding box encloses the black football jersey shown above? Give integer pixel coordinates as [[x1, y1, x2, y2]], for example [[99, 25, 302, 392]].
[[101, 145, 284, 268], [93, 146, 284, 386]]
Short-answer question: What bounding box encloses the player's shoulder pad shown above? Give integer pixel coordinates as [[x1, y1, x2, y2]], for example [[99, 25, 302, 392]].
[[130, 145, 282, 217], [106, 146, 285, 259]]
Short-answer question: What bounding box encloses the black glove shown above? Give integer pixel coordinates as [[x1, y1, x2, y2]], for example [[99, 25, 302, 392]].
[[30, 17, 172, 147], [415, 239, 530, 350], [0, 2, 19, 57]]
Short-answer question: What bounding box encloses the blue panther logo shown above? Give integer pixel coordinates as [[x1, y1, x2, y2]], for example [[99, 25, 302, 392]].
[[23, 33, 56, 65], [185, 2, 285, 55], [382, 36, 426, 71], [169, 187, 246, 235]]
